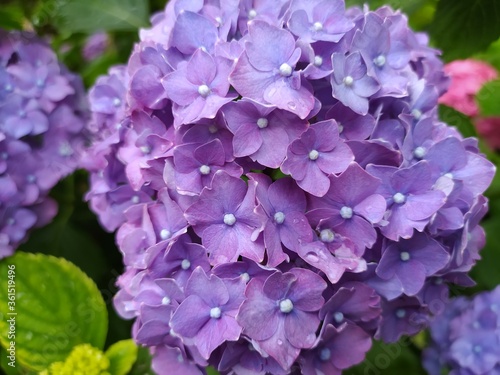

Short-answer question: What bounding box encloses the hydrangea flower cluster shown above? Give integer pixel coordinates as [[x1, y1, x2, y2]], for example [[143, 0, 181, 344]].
[[41, 344, 111, 375], [423, 285, 500, 375], [439, 59, 500, 149], [84, 1, 496, 374], [0, 30, 88, 258]]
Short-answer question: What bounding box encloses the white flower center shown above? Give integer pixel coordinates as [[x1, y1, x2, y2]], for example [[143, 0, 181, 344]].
[[208, 125, 218, 134], [198, 84, 211, 97], [411, 109, 422, 119], [215, 16, 223, 26], [181, 259, 191, 270], [274, 211, 285, 224], [308, 149, 319, 160], [343, 75, 354, 86], [26, 174, 36, 183], [241, 272, 250, 283], [248, 9, 257, 19], [396, 309, 406, 318], [373, 55, 386, 67], [140, 145, 151, 154], [312, 21, 323, 31], [320, 229, 335, 243], [400, 252, 410, 261], [113, 97, 121, 107], [59, 142, 73, 156], [160, 229, 171, 240], [393, 192, 406, 204], [338, 123, 344, 133], [340, 206, 353, 219], [4, 83, 12, 92], [320, 348, 331, 361], [444, 172, 453, 179], [413, 146, 426, 159], [131, 195, 140, 204], [279, 63, 293, 77], [257, 118, 268, 129], [199, 165, 211, 175], [210, 307, 222, 319], [313, 55, 323, 67], [334, 311, 344, 323], [162, 296, 171, 305], [473, 345, 482, 354], [224, 213, 236, 226], [279, 298, 294, 313]]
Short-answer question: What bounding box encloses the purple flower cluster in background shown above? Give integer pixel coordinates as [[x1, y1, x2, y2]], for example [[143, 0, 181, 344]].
[[423, 285, 500, 375], [0, 30, 88, 258], [84, 1, 495, 374]]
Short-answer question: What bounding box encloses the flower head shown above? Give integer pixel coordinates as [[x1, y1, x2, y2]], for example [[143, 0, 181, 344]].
[[84, 1, 494, 373], [0, 31, 88, 258]]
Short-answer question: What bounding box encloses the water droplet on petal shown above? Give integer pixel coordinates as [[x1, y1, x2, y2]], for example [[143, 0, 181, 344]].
[[277, 339, 283, 346], [305, 253, 319, 263]]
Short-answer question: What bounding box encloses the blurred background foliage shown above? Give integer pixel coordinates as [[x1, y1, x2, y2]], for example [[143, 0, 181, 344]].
[[0, 0, 499, 374]]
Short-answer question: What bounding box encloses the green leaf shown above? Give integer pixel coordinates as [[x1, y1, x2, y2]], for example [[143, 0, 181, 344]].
[[0, 346, 35, 375], [207, 367, 221, 375], [345, 338, 424, 375], [430, 0, 500, 61], [0, 4, 25, 30], [0, 253, 108, 372], [54, 0, 149, 33], [438, 105, 477, 138], [470, 211, 500, 289], [128, 346, 154, 375], [477, 80, 500, 117], [105, 340, 138, 375]]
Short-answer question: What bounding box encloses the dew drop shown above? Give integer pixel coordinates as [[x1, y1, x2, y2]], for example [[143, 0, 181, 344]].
[[305, 253, 319, 263]]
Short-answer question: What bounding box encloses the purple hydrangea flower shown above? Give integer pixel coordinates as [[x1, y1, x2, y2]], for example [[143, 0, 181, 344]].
[[0, 31, 88, 258], [237, 268, 327, 369], [229, 20, 315, 119], [185, 171, 265, 265], [331, 52, 380, 115], [81, 1, 495, 373], [287, 0, 354, 43], [424, 286, 500, 375], [223, 99, 308, 168], [170, 267, 246, 359], [281, 119, 354, 197], [163, 48, 236, 125]]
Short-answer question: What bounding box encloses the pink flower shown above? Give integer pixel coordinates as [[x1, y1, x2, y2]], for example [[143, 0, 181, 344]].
[[475, 117, 500, 149], [439, 59, 498, 116]]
